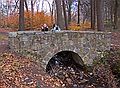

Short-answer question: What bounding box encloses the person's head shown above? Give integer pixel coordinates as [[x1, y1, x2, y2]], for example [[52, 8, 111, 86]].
[[43, 24, 47, 27]]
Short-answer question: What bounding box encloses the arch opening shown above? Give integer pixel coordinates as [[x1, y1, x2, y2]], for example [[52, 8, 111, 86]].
[[46, 51, 85, 73]]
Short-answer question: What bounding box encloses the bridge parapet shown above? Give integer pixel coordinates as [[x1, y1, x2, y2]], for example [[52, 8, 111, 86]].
[[9, 31, 111, 70]]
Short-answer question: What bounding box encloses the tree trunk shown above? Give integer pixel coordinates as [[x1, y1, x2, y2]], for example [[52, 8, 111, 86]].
[[68, 0, 72, 25], [55, 0, 64, 29], [62, 0, 68, 30], [31, 0, 34, 30], [90, 0, 96, 30], [25, 0, 28, 12], [19, 0, 25, 31], [96, 0, 104, 31], [51, 4, 54, 24], [113, 0, 118, 29], [77, 0, 80, 25]]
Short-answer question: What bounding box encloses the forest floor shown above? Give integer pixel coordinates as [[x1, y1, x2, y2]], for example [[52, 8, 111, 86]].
[[0, 28, 120, 88]]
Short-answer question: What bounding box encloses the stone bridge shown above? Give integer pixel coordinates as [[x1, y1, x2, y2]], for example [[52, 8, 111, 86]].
[[9, 31, 111, 71]]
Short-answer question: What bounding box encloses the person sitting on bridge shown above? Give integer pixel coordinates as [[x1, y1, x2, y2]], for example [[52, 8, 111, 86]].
[[41, 24, 49, 31], [51, 24, 61, 32]]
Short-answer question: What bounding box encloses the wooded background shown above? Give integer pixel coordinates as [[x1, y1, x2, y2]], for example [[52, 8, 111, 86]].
[[0, 0, 120, 31]]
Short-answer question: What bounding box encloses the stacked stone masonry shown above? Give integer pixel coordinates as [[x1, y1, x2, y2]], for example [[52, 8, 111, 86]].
[[9, 31, 111, 70]]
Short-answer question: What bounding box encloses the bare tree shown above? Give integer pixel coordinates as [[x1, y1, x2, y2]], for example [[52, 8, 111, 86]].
[[77, 0, 80, 25], [12, 0, 19, 13], [62, 0, 68, 30], [68, 0, 73, 25], [25, 0, 28, 12], [18, 0, 25, 31], [80, 0, 91, 24], [113, 0, 119, 29], [96, 0, 104, 31], [55, 0, 64, 29], [90, 0, 95, 30]]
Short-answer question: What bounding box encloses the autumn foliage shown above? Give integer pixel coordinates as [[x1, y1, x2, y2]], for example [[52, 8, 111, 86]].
[[3, 11, 52, 31], [1, 11, 92, 31], [24, 11, 52, 30], [68, 21, 91, 31]]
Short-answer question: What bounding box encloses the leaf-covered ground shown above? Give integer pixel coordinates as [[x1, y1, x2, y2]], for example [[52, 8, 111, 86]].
[[0, 52, 119, 88], [0, 53, 63, 88], [111, 32, 120, 49]]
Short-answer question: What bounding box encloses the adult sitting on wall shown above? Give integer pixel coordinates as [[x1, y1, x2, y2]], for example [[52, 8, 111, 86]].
[[41, 24, 49, 31], [51, 24, 61, 32]]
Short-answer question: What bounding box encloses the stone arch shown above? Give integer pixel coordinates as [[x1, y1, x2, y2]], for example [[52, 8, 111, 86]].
[[45, 50, 85, 72]]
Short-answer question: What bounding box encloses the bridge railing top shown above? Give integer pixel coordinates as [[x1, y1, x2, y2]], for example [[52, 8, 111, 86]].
[[9, 30, 111, 34], [9, 30, 111, 37]]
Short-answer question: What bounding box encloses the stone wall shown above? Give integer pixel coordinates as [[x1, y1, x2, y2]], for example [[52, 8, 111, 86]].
[[9, 31, 111, 70]]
